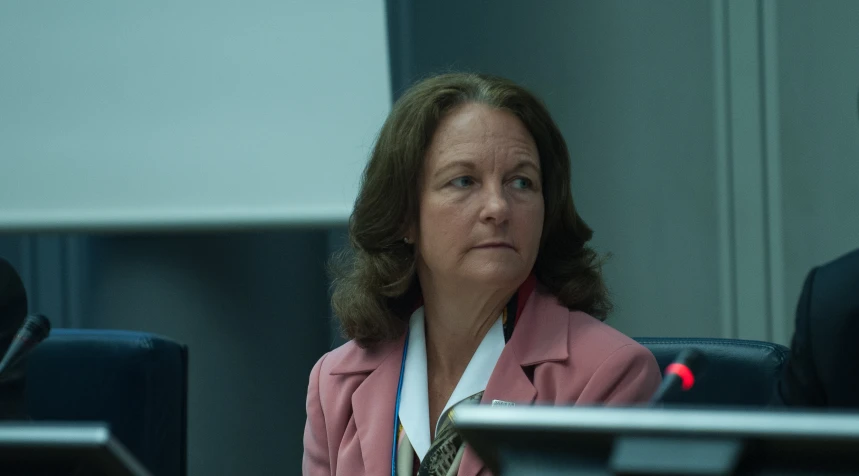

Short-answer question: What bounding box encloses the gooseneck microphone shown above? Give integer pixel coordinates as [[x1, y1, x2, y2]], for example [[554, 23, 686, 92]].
[[649, 348, 706, 405], [0, 314, 51, 378]]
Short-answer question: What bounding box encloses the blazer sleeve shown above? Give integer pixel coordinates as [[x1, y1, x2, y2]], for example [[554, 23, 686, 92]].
[[576, 343, 662, 405], [303, 353, 331, 475], [776, 268, 827, 406]]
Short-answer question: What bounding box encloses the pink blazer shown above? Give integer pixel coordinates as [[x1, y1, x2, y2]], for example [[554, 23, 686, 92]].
[[303, 289, 662, 476]]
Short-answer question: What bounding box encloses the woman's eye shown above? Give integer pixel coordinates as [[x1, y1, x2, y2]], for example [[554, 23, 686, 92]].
[[511, 177, 533, 189], [450, 176, 474, 188]]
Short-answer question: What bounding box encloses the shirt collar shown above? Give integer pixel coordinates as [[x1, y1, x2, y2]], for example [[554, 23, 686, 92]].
[[397, 306, 505, 461]]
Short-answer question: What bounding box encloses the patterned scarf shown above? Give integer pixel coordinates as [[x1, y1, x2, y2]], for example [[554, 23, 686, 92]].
[[417, 390, 484, 476]]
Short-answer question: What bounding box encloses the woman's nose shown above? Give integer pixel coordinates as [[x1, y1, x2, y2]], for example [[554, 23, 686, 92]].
[[479, 185, 510, 223]]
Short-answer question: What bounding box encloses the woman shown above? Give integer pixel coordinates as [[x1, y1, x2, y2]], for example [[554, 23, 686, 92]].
[[303, 73, 661, 476]]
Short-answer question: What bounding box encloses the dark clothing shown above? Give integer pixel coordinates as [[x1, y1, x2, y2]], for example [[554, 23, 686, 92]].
[[775, 248, 859, 408], [0, 258, 28, 419]]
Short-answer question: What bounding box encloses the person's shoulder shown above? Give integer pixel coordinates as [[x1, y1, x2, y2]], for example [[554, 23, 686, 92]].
[[311, 337, 402, 380], [307, 341, 369, 411], [530, 289, 650, 363], [311, 340, 362, 379], [819, 247, 859, 276], [317, 340, 360, 369], [525, 290, 660, 401], [814, 248, 859, 316], [307, 337, 403, 424], [567, 309, 651, 362], [530, 288, 641, 349]]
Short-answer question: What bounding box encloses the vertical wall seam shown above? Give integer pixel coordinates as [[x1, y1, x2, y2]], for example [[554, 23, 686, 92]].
[[714, 0, 738, 339], [760, 0, 786, 344]]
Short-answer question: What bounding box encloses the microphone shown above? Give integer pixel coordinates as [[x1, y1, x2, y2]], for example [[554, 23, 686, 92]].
[[649, 348, 706, 405], [0, 314, 51, 378]]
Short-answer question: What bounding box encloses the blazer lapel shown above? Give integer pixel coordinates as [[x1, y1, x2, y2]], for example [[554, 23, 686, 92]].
[[457, 347, 537, 476], [458, 288, 571, 476], [337, 336, 405, 476]]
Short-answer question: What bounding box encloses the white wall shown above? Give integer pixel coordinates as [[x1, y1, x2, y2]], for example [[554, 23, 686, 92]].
[[0, 0, 391, 232]]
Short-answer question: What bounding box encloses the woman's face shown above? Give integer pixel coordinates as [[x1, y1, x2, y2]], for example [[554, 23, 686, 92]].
[[414, 102, 544, 290]]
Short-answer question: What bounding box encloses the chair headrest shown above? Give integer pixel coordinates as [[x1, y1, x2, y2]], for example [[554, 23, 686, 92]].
[[636, 337, 789, 406]]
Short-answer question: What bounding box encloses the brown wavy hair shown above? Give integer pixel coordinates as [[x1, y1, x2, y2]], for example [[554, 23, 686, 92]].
[[329, 72, 611, 348]]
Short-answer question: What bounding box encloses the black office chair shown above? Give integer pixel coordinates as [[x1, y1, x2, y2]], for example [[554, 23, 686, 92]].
[[25, 329, 188, 476], [635, 337, 790, 406]]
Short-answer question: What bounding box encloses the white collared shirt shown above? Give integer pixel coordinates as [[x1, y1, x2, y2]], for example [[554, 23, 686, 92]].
[[397, 306, 505, 461]]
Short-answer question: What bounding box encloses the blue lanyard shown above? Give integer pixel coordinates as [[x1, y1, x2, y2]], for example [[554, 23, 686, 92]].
[[391, 328, 409, 476]]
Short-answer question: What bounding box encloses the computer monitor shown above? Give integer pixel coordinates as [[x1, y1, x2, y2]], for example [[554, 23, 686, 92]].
[[454, 406, 859, 475], [0, 422, 152, 476]]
